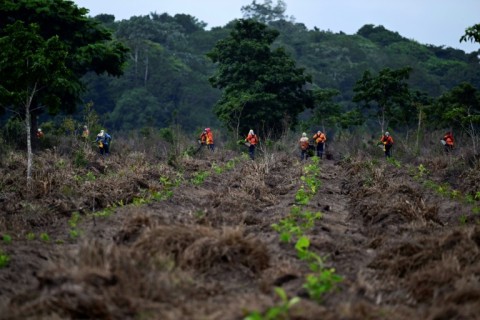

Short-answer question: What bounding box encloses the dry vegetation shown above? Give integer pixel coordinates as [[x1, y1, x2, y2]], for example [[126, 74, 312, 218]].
[[0, 132, 480, 319]]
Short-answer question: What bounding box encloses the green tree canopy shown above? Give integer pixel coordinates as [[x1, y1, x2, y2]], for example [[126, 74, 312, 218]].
[[460, 23, 480, 44], [0, 0, 128, 188], [0, 0, 128, 119], [241, 0, 290, 24], [207, 19, 313, 137], [432, 82, 480, 153], [353, 67, 412, 134]]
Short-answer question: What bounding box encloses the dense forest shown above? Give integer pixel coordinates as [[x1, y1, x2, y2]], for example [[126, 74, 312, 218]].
[[2, 0, 479, 141]]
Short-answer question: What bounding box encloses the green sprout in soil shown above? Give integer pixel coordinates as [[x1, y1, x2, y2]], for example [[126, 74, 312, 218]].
[[295, 236, 343, 302], [303, 268, 343, 302], [0, 251, 10, 268], [40, 233, 50, 242], [244, 287, 300, 320], [2, 234, 12, 244], [69, 229, 81, 240], [272, 217, 302, 243], [295, 187, 311, 205], [26, 232, 35, 241]]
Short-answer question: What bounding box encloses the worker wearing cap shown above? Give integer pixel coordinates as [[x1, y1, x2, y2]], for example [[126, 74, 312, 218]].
[[380, 131, 394, 158]]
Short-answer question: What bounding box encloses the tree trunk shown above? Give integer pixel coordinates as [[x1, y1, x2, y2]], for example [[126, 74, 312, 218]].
[[144, 50, 149, 87], [26, 107, 33, 191], [25, 82, 37, 192], [416, 109, 423, 155]]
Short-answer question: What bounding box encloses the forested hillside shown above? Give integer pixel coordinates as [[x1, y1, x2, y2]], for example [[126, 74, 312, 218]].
[[74, 10, 480, 133]]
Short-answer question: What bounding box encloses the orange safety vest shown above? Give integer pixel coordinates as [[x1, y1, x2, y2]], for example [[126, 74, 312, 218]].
[[381, 135, 394, 145], [313, 132, 326, 144], [206, 131, 214, 145], [444, 134, 454, 146], [246, 134, 258, 145]]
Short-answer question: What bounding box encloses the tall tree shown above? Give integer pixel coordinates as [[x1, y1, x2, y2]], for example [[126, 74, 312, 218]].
[[241, 0, 291, 24], [310, 88, 343, 132], [207, 19, 313, 137], [434, 82, 480, 154], [353, 67, 412, 134], [0, 0, 128, 189]]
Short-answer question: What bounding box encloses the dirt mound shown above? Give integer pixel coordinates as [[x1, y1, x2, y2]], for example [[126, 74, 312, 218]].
[[368, 226, 480, 318], [342, 159, 440, 231], [133, 224, 269, 275]]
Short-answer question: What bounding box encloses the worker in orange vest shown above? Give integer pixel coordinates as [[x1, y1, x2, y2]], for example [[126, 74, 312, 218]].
[[380, 131, 394, 158], [205, 128, 214, 152], [313, 130, 326, 159], [299, 132, 310, 161], [245, 129, 258, 160], [442, 131, 454, 153]]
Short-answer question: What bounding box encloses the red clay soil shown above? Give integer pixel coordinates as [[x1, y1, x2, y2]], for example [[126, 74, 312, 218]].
[[0, 151, 479, 319]]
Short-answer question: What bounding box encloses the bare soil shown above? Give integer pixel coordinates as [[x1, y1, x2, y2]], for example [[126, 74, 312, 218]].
[[0, 148, 479, 319]]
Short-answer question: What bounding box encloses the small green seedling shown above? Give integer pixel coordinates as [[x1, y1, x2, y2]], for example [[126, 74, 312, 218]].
[[0, 251, 10, 268], [2, 234, 12, 244], [26, 232, 35, 241], [303, 268, 343, 302], [40, 233, 50, 242], [244, 287, 300, 320]]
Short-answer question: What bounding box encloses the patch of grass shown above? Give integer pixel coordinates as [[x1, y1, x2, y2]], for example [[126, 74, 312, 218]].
[[151, 190, 174, 201], [212, 162, 224, 174], [132, 196, 150, 206], [92, 207, 114, 218], [68, 212, 81, 228], [191, 170, 209, 185], [386, 157, 401, 168]]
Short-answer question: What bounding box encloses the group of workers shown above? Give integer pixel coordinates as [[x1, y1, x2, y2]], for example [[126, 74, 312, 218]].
[[299, 130, 455, 160], [36, 125, 112, 156], [299, 130, 327, 160], [199, 128, 259, 160], [35, 124, 456, 160]]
